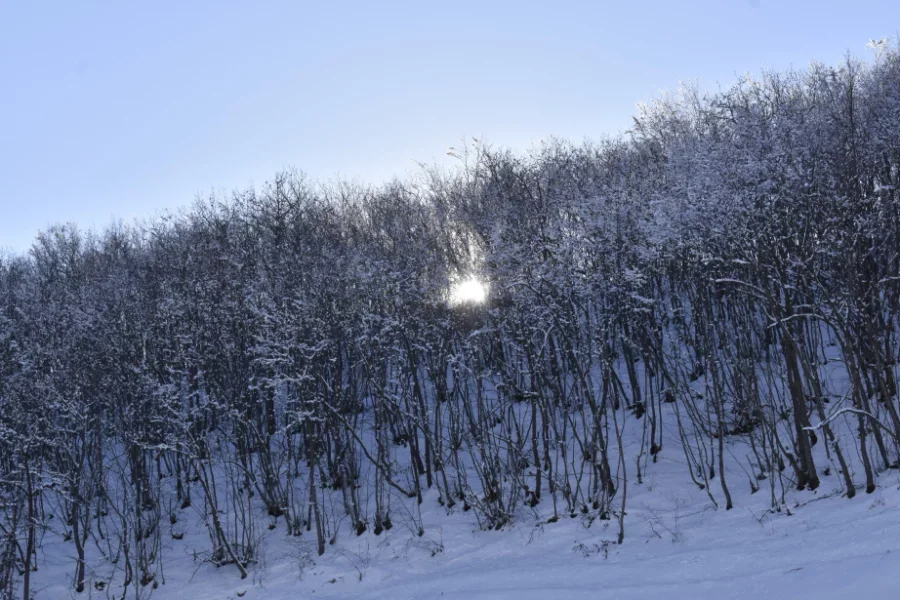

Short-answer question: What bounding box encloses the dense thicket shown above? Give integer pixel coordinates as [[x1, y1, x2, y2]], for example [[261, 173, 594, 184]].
[[2, 48, 900, 598]]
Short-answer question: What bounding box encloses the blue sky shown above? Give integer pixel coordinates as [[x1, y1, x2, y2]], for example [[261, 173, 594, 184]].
[[1, 0, 898, 253]]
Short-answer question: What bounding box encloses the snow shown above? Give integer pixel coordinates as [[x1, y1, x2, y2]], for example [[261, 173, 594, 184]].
[[280, 477, 900, 600], [27, 405, 900, 600]]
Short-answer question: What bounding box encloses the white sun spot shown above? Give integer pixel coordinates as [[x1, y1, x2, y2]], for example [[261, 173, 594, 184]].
[[450, 277, 488, 305]]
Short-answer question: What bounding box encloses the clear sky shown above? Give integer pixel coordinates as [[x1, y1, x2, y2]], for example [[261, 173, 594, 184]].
[[1, 0, 898, 253]]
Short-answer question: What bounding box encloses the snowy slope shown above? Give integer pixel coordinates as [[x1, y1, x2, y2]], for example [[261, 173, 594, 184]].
[[28, 405, 900, 600]]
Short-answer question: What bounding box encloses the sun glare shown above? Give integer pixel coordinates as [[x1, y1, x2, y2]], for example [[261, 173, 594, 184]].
[[450, 277, 488, 305]]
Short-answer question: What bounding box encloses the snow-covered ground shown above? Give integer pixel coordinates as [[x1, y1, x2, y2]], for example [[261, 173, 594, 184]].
[[28, 415, 900, 600], [283, 484, 900, 600]]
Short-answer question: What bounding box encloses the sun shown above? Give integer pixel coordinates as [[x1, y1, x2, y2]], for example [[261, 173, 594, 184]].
[[450, 277, 488, 305]]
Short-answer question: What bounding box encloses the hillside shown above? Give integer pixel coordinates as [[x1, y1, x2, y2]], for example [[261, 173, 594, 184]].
[[3, 45, 900, 600]]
